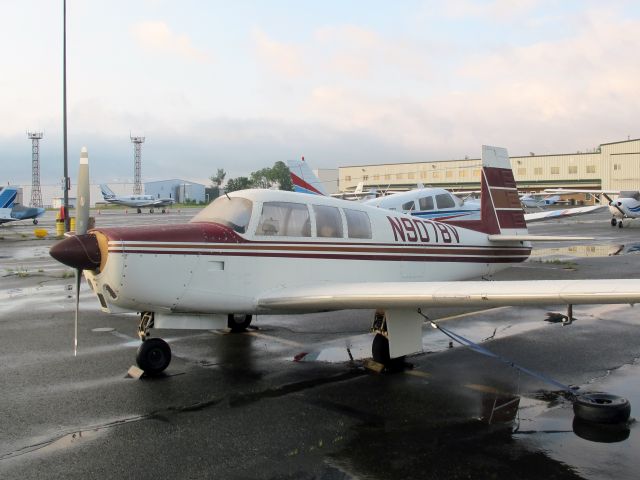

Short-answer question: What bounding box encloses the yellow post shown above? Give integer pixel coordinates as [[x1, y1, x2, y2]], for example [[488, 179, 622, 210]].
[[70, 217, 76, 232]]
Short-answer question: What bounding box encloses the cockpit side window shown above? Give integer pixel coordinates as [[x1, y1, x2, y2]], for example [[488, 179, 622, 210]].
[[344, 208, 372, 239], [190, 196, 253, 233], [435, 193, 455, 209], [418, 196, 434, 210], [256, 202, 311, 237], [313, 205, 343, 238], [402, 200, 416, 211]]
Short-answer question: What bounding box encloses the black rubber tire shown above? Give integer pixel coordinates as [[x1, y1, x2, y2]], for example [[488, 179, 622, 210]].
[[611, 218, 617, 226], [228, 314, 252, 332], [372, 333, 391, 365], [572, 417, 630, 443], [162, 209, 166, 214], [619, 221, 624, 228], [573, 393, 631, 424], [150, 208, 154, 214], [33, 219, 38, 225], [137, 208, 142, 214], [136, 338, 171, 375]]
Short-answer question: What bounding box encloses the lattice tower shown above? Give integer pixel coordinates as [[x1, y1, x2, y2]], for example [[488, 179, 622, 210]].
[[27, 131, 44, 208]]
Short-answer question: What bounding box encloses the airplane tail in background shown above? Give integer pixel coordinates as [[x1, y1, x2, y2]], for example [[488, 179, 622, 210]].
[[444, 146, 527, 235], [100, 184, 116, 200], [0, 187, 18, 208], [287, 158, 328, 196]]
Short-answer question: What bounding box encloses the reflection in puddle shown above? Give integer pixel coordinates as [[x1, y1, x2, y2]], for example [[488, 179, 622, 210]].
[[531, 242, 640, 260]]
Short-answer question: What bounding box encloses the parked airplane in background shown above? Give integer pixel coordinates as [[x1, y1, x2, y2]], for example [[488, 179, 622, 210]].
[[546, 188, 640, 228], [519, 193, 561, 209], [289, 159, 602, 223], [0, 186, 45, 225], [50, 146, 639, 377], [100, 184, 174, 214]]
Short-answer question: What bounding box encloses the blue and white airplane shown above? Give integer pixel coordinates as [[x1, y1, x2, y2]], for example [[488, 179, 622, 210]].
[[0, 186, 45, 225], [287, 158, 604, 223]]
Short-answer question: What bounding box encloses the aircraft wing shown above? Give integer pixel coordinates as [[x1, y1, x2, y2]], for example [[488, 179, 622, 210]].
[[257, 279, 640, 312], [524, 205, 606, 223], [544, 188, 619, 195]]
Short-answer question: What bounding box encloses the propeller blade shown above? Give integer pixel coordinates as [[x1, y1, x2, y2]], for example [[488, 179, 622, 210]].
[[602, 193, 625, 217], [74, 147, 90, 356], [76, 147, 90, 235], [75, 267, 81, 356]]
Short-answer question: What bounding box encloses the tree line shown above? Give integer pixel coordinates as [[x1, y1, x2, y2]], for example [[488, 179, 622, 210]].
[[209, 161, 293, 197]]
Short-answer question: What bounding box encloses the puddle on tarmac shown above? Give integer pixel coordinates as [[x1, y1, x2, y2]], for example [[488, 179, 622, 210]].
[[513, 359, 640, 479], [4, 429, 104, 461], [531, 242, 640, 260]]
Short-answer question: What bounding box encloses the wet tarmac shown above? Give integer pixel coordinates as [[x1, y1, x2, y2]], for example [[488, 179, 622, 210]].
[[1, 208, 640, 479]]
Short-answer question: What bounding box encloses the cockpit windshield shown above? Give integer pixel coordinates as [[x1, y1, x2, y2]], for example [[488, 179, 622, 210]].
[[619, 191, 640, 201], [190, 196, 253, 233]]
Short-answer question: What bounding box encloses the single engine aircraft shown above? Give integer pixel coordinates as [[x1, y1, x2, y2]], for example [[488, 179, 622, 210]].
[[546, 188, 640, 228], [519, 193, 561, 209], [100, 184, 174, 214], [51, 146, 640, 376], [0, 186, 45, 225], [289, 159, 602, 223]]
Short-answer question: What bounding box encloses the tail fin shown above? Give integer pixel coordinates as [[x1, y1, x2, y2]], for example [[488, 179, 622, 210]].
[[0, 187, 18, 208], [100, 184, 116, 199], [444, 145, 526, 234], [287, 157, 328, 196]]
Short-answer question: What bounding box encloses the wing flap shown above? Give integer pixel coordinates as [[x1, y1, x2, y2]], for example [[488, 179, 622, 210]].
[[258, 280, 640, 311]]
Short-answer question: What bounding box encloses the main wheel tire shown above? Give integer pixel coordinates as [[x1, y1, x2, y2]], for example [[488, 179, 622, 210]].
[[33, 219, 38, 225], [611, 218, 617, 226], [137, 208, 142, 214], [136, 338, 171, 375], [619, 221, 624, 228], [573, 393, 631, 424], [228, 314, 252, 332], [372, 333, 390, 365]]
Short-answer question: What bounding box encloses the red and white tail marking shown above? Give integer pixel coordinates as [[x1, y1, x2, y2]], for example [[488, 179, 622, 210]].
[[445, 145, 526, 235]]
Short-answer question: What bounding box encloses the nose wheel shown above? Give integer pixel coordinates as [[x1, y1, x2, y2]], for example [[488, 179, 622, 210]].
[[136, 338, 172, 375], [611, 218, 617, 226]]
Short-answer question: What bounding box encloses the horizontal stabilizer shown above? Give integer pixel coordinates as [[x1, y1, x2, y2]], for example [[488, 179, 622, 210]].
[[488, 234, 592, 242]]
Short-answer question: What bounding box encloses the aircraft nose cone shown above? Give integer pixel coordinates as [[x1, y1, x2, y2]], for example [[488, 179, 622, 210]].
[[50, 234, 101, 270]]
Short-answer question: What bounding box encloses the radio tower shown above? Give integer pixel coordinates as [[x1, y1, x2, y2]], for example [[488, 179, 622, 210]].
[[130, 134, 145, 195], [27, 131, 44, 208]]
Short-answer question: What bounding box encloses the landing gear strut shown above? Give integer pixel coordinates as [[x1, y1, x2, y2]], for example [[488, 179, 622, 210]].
[[138, 312, 154, 340]]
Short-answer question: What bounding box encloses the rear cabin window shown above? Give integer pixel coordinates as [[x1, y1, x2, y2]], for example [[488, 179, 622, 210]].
[[344, 208, 372, 239], [402, 201, 416, 211], [190, 196, 253, 234], [256, 201, 311, 237], [313, 205, 343, 238], [418, 196, 434, 210], [435, 193, 455, 209]]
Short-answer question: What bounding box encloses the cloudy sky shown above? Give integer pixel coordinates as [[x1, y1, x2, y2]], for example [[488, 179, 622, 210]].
[[2, 0, 640, 188]]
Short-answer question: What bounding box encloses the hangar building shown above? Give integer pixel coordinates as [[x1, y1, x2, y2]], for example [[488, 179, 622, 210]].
[[338, 138, 640, 197]]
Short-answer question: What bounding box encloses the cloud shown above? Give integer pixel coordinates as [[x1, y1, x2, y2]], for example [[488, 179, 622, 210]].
[[253, 29, 306, 78], [131, 20, 212, 63]]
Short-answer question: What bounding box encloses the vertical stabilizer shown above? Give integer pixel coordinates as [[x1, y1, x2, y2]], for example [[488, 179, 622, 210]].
[[287, 157, 328, 196], [0, 187, 18, 208], [100, 184, 116, 200], [444, 145, 526, 234]]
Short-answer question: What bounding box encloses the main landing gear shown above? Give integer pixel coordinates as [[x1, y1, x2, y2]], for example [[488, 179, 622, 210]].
[[134, 312, 253, 376], [370, 310, 409, 371]]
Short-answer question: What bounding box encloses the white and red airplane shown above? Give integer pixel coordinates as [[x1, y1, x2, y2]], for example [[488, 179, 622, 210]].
[[51, 146, 640, 375]]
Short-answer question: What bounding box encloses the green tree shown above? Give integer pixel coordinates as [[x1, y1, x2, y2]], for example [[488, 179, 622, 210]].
[[209, 168, 227, 199], [225, 176, 252, 193], [248, 161, 293, 190]]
